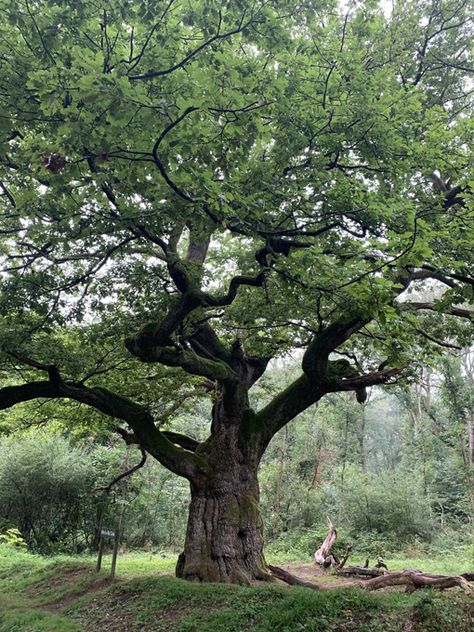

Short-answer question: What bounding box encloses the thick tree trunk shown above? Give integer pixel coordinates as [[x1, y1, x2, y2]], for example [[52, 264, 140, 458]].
[[175, 352, 273, 585], [177, 456, 268, 584], [176, 365, 270, 585]]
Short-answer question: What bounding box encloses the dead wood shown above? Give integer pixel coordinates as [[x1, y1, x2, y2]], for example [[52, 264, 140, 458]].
[[337, 566, 387, 578], [362, 571, 474, 594], [267, 565, 323, 589], [336, 545, 353, 570], [268, 565, 474, 594], [314, 517, 338, 566], [375, 556, 388, 570]]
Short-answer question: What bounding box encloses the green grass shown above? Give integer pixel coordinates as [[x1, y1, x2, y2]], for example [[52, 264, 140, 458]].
[[0, 544, 472, 632]]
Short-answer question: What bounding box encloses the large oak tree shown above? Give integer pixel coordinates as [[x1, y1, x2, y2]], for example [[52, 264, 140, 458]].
[[0, 0, 473, 583]]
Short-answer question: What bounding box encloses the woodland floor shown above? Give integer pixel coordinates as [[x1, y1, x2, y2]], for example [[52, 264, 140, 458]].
[[0, 547, 473, 631]]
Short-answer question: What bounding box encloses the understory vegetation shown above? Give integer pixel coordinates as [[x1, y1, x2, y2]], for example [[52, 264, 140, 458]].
[[1, 355, 472, 561]]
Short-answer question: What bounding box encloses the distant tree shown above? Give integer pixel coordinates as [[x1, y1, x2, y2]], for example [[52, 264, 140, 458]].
[[438, 352, 474, 519], [394, 353, 474, 524], [0, 0, 473, 583]]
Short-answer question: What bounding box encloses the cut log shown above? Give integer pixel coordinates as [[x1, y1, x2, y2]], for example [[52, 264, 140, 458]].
[[269, 565, 474, 594], [314, 517, 338, 566]]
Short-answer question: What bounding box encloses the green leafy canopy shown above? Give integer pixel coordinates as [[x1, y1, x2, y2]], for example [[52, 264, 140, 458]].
[[0, 0, 472, 437]]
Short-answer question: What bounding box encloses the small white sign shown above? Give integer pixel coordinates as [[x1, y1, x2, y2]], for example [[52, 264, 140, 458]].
[[101, 529, 115, 538]]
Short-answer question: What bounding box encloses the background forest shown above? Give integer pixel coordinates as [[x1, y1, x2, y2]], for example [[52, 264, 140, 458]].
[[1, 351, 472, 560]]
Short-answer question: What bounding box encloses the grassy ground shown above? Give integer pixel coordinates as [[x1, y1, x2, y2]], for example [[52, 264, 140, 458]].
[[0, 545, 472, 632]]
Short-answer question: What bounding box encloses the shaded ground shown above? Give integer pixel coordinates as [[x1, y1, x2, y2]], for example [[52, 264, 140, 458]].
[[0, 548, 472, 632]]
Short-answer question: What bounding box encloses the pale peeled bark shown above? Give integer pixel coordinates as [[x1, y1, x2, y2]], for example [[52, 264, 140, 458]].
[[314, 517, 337, 565]]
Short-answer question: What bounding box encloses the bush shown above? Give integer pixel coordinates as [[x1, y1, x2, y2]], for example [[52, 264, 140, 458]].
[[0, 432, 190, 554], [0, 528, 27, 548], [339, 467, 436, 549], [0, 432, 97, 552]]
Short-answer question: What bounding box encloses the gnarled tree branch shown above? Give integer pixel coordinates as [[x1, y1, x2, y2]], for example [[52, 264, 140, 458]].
[[0, 377, 205, 481], [129, 13, 257, 81]]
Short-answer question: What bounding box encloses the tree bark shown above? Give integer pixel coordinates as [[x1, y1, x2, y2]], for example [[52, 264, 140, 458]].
[[176, 367, 270, 585], [468, 415, 474, 467], [177, 433, 268, 584]]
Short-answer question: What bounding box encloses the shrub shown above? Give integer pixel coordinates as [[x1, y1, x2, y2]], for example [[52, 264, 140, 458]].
[[0, 432, 97, 552], [0, 528, 27, 548]]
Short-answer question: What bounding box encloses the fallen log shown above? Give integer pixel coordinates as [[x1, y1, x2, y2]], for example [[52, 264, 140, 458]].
[[268, 565, 474, 594], [362, 571, 474, 594], [337, 566, 387, 578], [268, 565, 323, 589]]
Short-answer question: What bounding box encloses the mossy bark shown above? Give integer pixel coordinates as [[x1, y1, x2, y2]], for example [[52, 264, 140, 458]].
[[176, 401, 270, 585], [175, 355, 274, 585], [177, 459, 269, 584]]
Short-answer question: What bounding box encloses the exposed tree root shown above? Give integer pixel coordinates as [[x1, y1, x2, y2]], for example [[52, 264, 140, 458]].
[[268, 565, 324, 590], [268, 565, 474, 594]]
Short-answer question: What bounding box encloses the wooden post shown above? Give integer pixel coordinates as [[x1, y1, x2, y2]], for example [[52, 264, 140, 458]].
[[97, 528, 115, 573], [95, 492, 108, 572], [96, 534, 105, 572], [110, 527, 120, 579], [110, 505, 125, 580]]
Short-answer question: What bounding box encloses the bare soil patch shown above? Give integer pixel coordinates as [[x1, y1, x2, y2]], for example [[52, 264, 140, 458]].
[[24, 566, 122, 613], [26, 565, 91, 596], [283, 562, 356, 587]]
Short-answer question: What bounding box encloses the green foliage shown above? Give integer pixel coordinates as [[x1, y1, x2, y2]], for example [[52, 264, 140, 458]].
[[0, 0, 472, 378], [341, 469, 434, 548], [0, 0, 472, 583], [0, 433, 97, 552], [266, 525, 352, 561], [0, 528, 27, 548], [1, 357, 473, 559], [257, 359, 474, 556], [0, 431, 191, 552]]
